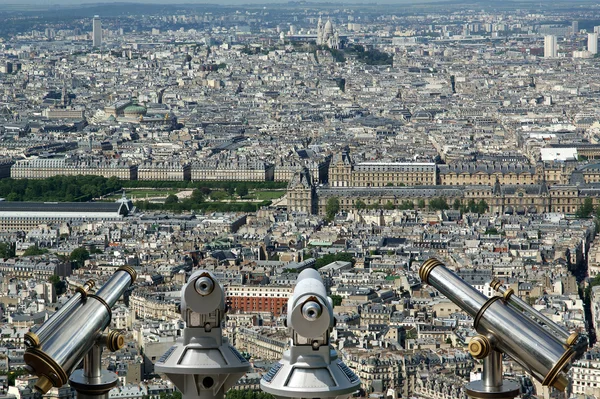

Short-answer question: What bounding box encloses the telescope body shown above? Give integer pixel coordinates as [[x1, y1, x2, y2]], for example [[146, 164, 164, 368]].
[[24, 266, 136, 393], [155, 270, 250, 399], [261, 269, 360, 399], [287, 268, 333, 340], [25, 280, 95, 349], [420, 258, 579, 391]]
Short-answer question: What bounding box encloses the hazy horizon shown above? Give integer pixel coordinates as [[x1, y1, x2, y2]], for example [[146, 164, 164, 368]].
[[0, 0, 579, 5]]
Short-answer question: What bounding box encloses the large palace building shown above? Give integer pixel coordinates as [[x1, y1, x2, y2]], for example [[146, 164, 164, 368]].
[[288, 167, 600, 216]]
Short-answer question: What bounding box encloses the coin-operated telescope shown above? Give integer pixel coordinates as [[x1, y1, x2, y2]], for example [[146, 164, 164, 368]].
[[24, 266, 137, 399], [420, 258, 587, 399], [155, 270, 251, 399], [260, 269, 361, 399]]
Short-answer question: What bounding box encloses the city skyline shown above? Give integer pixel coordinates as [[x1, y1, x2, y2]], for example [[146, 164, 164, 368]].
[[2, 2, 600, 399]]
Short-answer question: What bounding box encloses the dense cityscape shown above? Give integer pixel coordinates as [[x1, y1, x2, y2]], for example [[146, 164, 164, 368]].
[[3, 1, 600, 399]]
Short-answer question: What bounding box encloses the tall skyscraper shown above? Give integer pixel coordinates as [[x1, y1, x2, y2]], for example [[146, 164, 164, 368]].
[[589, 33, 598, 55], [544, 35, 557, 58], [92, 15, 102, 47], [572, 20, 579, 35]]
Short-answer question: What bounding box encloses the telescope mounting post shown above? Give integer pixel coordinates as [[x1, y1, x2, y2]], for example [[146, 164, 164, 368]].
[[155, 271, 251, 399], [466, 346, 520, 399], [69, 331, 126, 399]]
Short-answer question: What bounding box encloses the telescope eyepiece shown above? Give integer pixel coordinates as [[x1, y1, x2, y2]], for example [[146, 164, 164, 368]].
[[301, 301, 322, 321], [195, 276, 215, 296]]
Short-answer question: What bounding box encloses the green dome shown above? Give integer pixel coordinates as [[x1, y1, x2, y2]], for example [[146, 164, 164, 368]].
[[124, 104, 147, 116]]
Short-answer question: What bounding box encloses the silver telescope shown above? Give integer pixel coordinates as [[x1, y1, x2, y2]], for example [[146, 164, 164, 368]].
[[24, 266, 137, 395], [260, 269, 361, 399], [25, 279, 95, 349], [420, 258, 586, 395], [155, 270, 251, 399]]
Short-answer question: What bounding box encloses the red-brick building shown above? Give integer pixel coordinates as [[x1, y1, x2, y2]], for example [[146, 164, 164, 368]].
[[225, 285, 293, 316]]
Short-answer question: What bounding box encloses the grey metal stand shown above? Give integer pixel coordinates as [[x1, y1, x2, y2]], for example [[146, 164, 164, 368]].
[[466, 350, 520, 399], [69, 332, 124, 399]]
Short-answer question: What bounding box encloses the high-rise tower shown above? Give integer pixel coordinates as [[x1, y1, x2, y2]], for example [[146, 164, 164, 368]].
[[544, 35, 557, 58], [92, 15, 102, 47], [589, 33, 598, 55]]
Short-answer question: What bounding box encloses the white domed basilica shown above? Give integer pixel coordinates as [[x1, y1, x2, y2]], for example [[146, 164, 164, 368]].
[[316, 17, 340, 49]]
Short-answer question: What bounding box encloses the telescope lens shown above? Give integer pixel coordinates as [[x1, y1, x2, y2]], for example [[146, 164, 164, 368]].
[[195, 276, 215, 296], [302, 301, 322, 321]]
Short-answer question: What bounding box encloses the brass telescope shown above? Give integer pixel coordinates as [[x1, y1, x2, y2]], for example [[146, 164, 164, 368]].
[[420, 258, 586, 398], [24, 266, 137, 398]]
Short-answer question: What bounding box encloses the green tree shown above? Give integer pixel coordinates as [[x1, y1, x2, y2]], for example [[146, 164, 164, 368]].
[[429, 197, 449, 211], [384, 201, 395, 210], [164, 194, 179, 205], [209, 191, 228, 201], [325, 197, 340, 221], [23, 245, 49, 256], [477, 200, 489, 214], [355, 199, 367, 210], [466, 199, 478, 213], [330, 294, 343, 306], [399, 200, 414, 210], [314, 252, 355, 269], [0, 242, 15, 258], [48, 275, 66, 296], [417, 199, 426, 209], [453, 199, 462, 210], [226, 185, 236, 197], [237, 185, 249, 198], [70, 247, 90, 269], [191, 189, 205, 203], [576, 198, 594, 218]]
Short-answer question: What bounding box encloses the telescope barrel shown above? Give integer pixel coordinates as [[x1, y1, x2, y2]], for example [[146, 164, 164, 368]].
[[292, 268, 328, 305], [420, 258, 574, 391], [25, 280, 95, 348], [420, 258, 488, 317], [24, 266, 136, 394], [490, 279, 573, 344], [288, 269, 332, 339]]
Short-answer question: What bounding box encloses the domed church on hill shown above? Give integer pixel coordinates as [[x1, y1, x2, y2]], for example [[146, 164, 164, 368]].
[[316, 17, 341, 49]]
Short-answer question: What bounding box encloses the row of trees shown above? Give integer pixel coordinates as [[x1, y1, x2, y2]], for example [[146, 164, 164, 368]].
[[0, 176, 122, 202], [122, 180, 286, 190], [0, 175, 285, 203], [136, 198, 272, 213], [325, 196, 490, 219]]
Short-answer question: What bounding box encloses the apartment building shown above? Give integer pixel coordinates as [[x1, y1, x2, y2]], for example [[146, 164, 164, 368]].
[[11, 158, 137, 180], [137, 161, 191, 181], [225, 284, 293, 317], [191, 159, 274, 181], [329, 152, 437, 187]]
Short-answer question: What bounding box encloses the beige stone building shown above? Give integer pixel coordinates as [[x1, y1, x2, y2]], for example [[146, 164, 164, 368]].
[[438, 163, 539, 186], [232, 327, 287, 360], [288, 167, 600, 216], [129, 293, 179, 321], [11, 158, 137, 180], [137, 161, 191, 181], [191, 158, 274, 181], [329, 152, 437, 187]]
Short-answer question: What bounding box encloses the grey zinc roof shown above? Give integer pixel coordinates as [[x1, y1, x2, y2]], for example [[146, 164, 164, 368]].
[[0, 201, 126, 213]]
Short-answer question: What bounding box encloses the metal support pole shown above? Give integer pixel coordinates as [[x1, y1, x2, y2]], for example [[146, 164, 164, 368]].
[[482, 350, 502, 389], [466, 350, 520, 399], [83, 345, 102, 383], [69, 341, 119, 399]]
